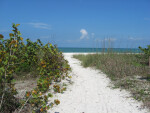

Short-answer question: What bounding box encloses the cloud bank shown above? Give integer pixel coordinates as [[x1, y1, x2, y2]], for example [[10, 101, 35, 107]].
[[28, 22, 51, 30], [80, 29, 88, 39], [129, 37, 142, 40]]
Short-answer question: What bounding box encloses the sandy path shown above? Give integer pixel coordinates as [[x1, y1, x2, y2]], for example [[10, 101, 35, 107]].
[[48, 53, 149, 113]]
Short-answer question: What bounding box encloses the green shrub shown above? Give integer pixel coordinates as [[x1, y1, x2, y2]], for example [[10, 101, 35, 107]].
[[139, 45, 150, 66], [0, 23, 71, 113], [139, 45, 150, 57]]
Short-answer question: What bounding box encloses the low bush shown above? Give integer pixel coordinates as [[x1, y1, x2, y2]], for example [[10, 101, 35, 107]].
[[0, 24, 71, 112]]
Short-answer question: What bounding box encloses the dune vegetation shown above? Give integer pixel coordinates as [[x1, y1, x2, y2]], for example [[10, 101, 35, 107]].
[[73, 48, 150, 109], [0, 24, 71, 113]]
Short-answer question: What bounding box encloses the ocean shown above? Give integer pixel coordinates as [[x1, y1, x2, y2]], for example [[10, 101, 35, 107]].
[[58, 47, 142, 53]]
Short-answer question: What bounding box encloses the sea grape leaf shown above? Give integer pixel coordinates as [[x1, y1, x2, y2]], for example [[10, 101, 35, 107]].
[[0, 34, 4, 39]]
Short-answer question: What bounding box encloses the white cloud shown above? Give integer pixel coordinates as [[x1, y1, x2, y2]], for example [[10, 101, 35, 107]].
[[28, 22, 51, 30], [129, 37, 142, 40], [80, 29, 88, 39]]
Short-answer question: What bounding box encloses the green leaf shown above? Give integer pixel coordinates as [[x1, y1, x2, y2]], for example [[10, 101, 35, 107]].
[[16, 24, 20, 27], [9, 33, 14, 37], [48, 93, 53, 98], [4, 60, 8, 65], [0, 34, 4, 39], [13, 49, 17, 52], [17, 31, 21, 35], [0, 67, 5, 72], [12, 23, 15, 28]]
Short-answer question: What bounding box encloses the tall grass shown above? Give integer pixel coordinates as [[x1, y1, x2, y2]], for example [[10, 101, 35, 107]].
[[73, 53, 150, 109], [74, 53, 149, 79]]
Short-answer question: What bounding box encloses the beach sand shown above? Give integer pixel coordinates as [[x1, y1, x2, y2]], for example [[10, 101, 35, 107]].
[[48, 53, 149, 113]]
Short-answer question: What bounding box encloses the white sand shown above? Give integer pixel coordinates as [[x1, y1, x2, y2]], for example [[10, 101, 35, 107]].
[[48, 53, 149, 113]]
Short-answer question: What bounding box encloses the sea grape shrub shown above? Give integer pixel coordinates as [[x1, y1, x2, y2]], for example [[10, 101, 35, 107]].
[[0, 23, 25, 112], [14, 38, 42, 77], [54, 99, 60, 105], [24, 45, 71, 112], [37, 43, 71, 91], [53, 85, 61, 93], [0, 24, 71, 112], [24, 42, 71, 112]]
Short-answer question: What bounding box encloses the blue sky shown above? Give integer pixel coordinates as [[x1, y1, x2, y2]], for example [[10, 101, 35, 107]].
[[0, 0, 150, 48]]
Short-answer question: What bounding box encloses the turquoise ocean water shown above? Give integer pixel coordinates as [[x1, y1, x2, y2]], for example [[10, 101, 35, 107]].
[[58, 47, 142, 53]]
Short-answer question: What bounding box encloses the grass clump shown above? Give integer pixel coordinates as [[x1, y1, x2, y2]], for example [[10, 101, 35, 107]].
[[73, 53, 150, 109]]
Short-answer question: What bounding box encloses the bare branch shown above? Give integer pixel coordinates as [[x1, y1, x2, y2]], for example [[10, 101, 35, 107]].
[[18, 95, 32, 113], [0, 93, 5, 111]]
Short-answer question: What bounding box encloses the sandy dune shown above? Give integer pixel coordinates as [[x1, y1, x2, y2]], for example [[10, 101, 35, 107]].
[[48, 53, 149, 113]]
